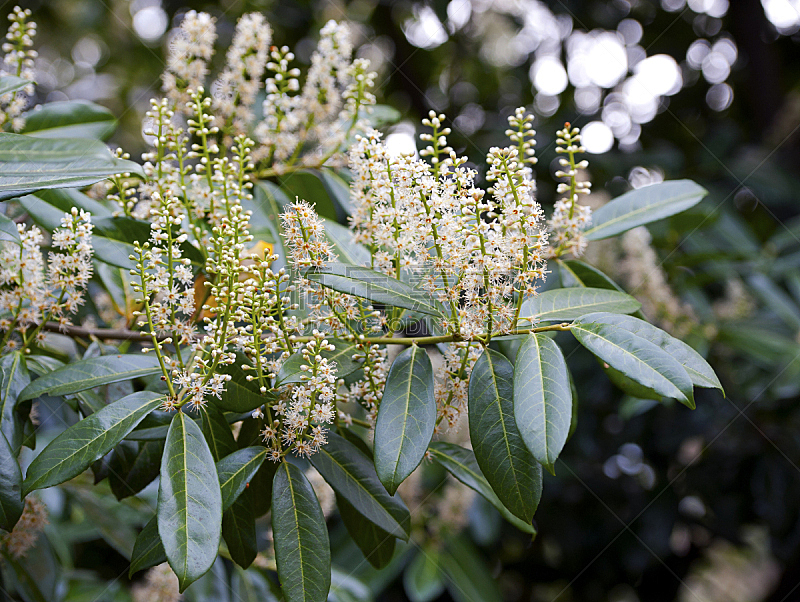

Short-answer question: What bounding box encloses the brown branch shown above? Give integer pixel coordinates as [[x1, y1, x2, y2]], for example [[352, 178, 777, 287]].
[[42, 321, 156, 342]]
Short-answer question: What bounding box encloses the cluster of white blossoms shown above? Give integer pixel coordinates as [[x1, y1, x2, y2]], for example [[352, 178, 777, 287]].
[[0, 208, 93, 352], [548, 123, 593, 257], [0, 6, 36, 131], [159, 11, 375, 174]]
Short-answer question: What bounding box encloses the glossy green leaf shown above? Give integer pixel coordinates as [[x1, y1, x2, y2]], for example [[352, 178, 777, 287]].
[[513, 334, 572, 474], [0, 75, 30, 97], [404, 548, 445, 602], [323, 218, 371, 266], [272, 461, 331, 602], [0, 431, 23, 531], [1, 351, 30, 454], [108, 440, 164, 500], [0, 133, 143, 200], [19, 354, 162, 401], [129, 515, 166, 577], [23, 392, 163, 495], [276, 338, 363, 386], [0, 211, 20, 243], [428, 442, 537, 535], [200, 405, 237, 461], [304, 262, 440, 316], [374, 345, 436, 494], [223, 496, 257, 569], [158, 411, 222, 592], [581, 312, 722, 393], [337, 493, 396, 569], [21, 100, 116, 140], [279, 169, 339, 220], [521, 287, 640, 322], [309, 431, 410, 539], [217, 359, 274, 413], [571, 314, 695, 408], [217, 446, 267, 511], [584, 179, 708, 240], [468, 349, 543, 523]]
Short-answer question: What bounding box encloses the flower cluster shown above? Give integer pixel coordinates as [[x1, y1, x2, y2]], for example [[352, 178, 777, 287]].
[[159, 11, 375, 174], [0, 6, 37, 131], [0, 208, 93, 352], [548, 123, 593, 257]]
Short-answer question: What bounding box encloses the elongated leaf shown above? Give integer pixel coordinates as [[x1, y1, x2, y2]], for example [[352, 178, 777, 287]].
[[200, 405, 237, 461], [0, 133, 143, 200], [217, 447, 267, 511], [19, 354, 162, 401], [323, 218, 371, 266], [440, 536, 504, 602], [428, 442, 537, 535], [0, 431, 23, 531], [217, 359, 274, 413], [337, 493, 396, 569], [521, 287, 640, 322], [374, 345, 436, 494], [129, 516, 166, 577], [309, 431, 410, 539], [468, 349, 543, 523], [581, 312, 722, 393], [272, 461, 331, 602], [304, 262, 439, 316], [0, 75, 30, 97], [276, 338, 362, 386], [513, 334, 572, 473], [108, 440, 164, 500], [223, 497, 257, 569], [0, 211, 20, 243], [404, 548, 445, 602], [585, 180, 708, 240], [1, 351, 30, 454], [571, 314, 695, 408], [159, 411, 222, 592], [23, 392, 163, 494], [21, 100, 116, 140]]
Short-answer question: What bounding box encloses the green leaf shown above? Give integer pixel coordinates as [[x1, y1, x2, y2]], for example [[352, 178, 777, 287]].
[[0, 75, 30, 97], [0, 133, 143, 201], [308, 431, 410, 539], [272, 461, 331, 602], [19, 354, 162, 401], [571, 314, 695, 408], [108, 440, 164, 500], [304, 262, 440, 316], [468, 349, 543, 523], [276, 338, 363, 386], [217, 447, 267, 512], [580, 312, 722, 393], [0, 211, 20, 243], [337, 493, 396, 569], [521, 287, 640, 322], [513, 334, 572, 473], [584, 180, 708, 240], [158, 411, 222, 592], [404, 548, 445, 602], [23, 391, 163, 495], [223, 497, 257, 569], [200, 405, 237, 461], [279, 169, 339, 220], [1, 351, 31, 454], [21, 100, 116, 140], [129, 515, 166, 577], [439, 536, 504, 602], [0, 431, 23, 531], [428, 442, 537, 535], [374, 345, 436, 494], [322, 217, 371, 266], [217, 359, 274, 413]]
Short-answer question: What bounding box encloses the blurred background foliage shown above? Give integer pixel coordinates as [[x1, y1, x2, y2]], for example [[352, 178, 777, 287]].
[[5, 0, 800, 601]]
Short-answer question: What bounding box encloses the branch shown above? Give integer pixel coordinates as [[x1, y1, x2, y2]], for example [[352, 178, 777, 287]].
[[42, 321, 156, 342]]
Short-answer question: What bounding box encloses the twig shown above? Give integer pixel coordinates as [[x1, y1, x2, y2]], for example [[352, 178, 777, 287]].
[[42, 321, 156, 342]]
